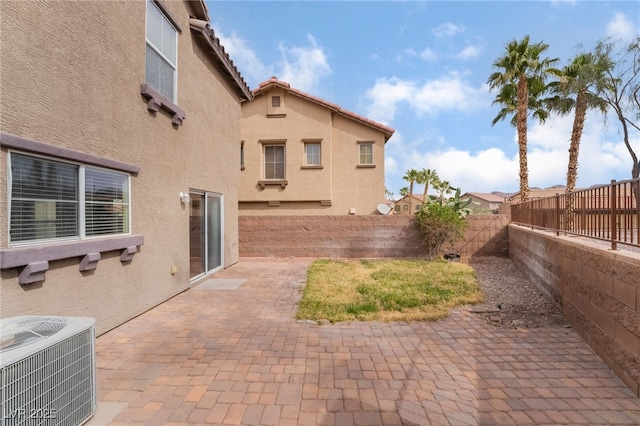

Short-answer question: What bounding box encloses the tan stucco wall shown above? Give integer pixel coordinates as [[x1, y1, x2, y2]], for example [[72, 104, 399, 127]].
[[394, 198, 424, 215], [240, 89, 387, 215], [1, 1, 242, 335]]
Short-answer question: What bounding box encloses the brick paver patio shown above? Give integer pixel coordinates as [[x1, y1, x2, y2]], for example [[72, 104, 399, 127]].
[[92, 258, 640, 425]]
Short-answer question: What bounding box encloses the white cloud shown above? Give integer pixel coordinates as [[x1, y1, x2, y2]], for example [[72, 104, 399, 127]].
[[363, 77, 415, 123], [527, 114, 635, 187], [549, 0, 577, 6], [605, 12, 638, 42], [216, 31, 272, 88], [217, 31, 332, 93], [384, 155, 399, 177], [431, 22, 464, 38], [385, 113, 638, 195], [420, 47, 437, 61], [364, 72, 488, 123], [456, 44, 481, 60], [412, 72, 487, 115], [277, 34, 332, 94], [388, 147, 519, 195]]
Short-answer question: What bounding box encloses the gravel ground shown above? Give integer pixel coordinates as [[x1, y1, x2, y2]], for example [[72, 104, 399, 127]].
[[467, 256, 570, 329]]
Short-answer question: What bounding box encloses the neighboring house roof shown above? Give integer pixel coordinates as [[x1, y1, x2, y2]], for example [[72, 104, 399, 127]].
[[508, 187, 572, 201], [252, 77, 395, 142], [395, 194, 427, 203], [189, 2, 252, 101], [462, 192, 505, 203]]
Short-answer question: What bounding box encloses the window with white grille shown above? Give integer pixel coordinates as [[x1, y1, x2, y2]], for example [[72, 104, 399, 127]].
[[359, 142, 373, 165], [305, 143, 321, 166], [264, 145, 285, 180]]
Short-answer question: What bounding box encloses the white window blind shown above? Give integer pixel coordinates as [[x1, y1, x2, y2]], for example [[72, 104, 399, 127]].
[[10, 155, 79, 242], [9, 153, 130, 244], [85, 168, 129, 236], [146, 0, 177, 101]]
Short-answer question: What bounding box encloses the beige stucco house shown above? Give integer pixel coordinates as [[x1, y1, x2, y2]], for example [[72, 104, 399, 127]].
[[461, 192, 505, 214], [239, 77, 395, 215], [394, 194, 426, 215], [0, 0, 252, 335], [507, 186, 570, 202]]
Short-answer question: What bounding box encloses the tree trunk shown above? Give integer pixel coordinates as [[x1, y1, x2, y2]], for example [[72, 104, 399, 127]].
[[516, 76, 529, 202], [422, 180, 429, 201], [408, 182, 414, 214], [565, 89, 588, 230]]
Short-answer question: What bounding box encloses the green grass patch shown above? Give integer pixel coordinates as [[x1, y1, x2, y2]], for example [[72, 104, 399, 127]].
[[297, 259, 483, 323]]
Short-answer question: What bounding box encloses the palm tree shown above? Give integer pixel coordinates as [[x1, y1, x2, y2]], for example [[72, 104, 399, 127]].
[[403, 168, 420, 213], [433, 179, 454, 205], [427, 175, 442, 204], [488, 35, 559, 202], [548, 53, 608, 192], [399, 187, 409, 198], [546, 53, 608, 230], [419, 168, 438, 206]]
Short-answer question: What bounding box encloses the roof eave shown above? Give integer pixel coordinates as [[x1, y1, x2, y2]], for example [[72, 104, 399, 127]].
[[189, 19, 253, 101], [186, 0, 209, 22]]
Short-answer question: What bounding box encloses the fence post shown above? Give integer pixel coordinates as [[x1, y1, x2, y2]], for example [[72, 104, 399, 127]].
[[611, 179, 617, 251], [556, 194, 560, 237]]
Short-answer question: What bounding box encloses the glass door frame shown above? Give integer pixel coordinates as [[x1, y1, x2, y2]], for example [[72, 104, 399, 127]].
[[189, 190, 224, 282]]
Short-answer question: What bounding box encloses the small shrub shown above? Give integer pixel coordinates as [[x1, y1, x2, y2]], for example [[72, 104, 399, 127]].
[[414, 203, 468, 260]]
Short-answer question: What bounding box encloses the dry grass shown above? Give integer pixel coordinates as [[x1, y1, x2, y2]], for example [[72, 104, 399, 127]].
[[296, 259, 484, 323]]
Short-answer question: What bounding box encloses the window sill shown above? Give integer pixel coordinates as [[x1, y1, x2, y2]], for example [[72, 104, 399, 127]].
[[140, 84, 186, 126], [1, 235, 144, 285], [301, 165, 323, 169], [258, 180, 288, 189], [357, 164, 376, 168], [266, 113, 287, 118]]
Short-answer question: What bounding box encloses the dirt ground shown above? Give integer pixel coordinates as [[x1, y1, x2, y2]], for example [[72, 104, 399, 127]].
[[468, 256, 570, 329]]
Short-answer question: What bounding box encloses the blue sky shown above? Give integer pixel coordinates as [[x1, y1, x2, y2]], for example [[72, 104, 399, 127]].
[[208, 0, 639, 198]]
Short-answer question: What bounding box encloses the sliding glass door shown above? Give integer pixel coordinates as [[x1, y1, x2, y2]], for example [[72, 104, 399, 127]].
[[189, 191, 223, 280]]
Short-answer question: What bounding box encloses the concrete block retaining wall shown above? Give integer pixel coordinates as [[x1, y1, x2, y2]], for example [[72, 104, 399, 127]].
[[238, 214, 509, 260], [509, 224, 640, 396]]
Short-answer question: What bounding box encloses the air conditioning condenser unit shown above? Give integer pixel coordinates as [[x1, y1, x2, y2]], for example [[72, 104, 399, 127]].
[[0, 316, 96, 426]]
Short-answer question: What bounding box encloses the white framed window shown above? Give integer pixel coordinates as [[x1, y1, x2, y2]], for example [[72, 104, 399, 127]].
[[9, 153, 130, 244], [359, 142, 373, 165], [264, 145, 285, 180], [146, 0, 177, 101], [305, 143, 321, 166]]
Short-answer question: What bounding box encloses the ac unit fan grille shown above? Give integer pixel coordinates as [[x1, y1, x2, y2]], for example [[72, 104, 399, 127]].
[[0, 327, 95, 426], [1, 317, 68, 352]]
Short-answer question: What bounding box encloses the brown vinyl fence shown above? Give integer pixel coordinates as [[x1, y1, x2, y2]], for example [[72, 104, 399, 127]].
[[511, 178, 640, 250]]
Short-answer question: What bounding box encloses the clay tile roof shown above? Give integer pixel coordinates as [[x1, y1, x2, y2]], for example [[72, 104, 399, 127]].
[[253, 77, 395, 141], [463, 193, 505, 203], [189, 7, 252, 101]]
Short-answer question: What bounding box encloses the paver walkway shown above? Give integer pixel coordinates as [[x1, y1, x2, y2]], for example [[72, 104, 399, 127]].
[[93, 258, 640, 425]]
